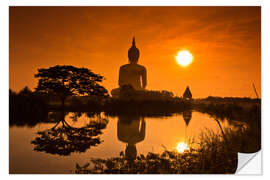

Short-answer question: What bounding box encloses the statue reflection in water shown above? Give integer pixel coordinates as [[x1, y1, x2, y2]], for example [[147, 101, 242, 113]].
[[183, 110, 192, 142], [117, 115, 145, 160]]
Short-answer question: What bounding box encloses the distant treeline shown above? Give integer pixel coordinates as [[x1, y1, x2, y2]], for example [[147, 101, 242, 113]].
[[9, 87, 190, 126], [9, 86, 192, 114], [9, 86, 260, 127], [199, 96, 260, 103], [9, 87, 48, 127]]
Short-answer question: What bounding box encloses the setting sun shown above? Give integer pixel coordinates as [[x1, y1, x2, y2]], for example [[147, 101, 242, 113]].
[[177, 142, 189, 153], [176, 50, 193, 67]]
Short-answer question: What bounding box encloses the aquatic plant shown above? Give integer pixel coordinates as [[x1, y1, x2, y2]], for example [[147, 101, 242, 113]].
[[74, 128, 240, 174]]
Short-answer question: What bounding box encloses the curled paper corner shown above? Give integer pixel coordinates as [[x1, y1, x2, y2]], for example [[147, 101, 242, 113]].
[[236, 150, 261, 174]]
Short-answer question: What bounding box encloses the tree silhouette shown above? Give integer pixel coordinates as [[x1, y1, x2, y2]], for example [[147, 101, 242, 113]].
[[34, 65, 109, 107], [18, 86, 33, 96], [31, 111, 108, 156]]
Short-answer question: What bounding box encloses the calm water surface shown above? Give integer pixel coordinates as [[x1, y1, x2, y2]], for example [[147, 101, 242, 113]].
[[10, 111, 237, 174]]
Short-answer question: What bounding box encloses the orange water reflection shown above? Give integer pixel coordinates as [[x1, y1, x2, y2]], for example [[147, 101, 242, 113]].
[[9, 111, 234, 173], [177, 142, 189, 153]]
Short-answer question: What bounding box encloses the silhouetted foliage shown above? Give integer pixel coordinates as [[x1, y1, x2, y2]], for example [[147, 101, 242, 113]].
[[31, 111, 108, 156], [9, 89, 16, 96], [34, 65, 109, 107], [204, 96, 260, 103], [104, 89, 191, 116], [118, 88, 175, 101], [73, 100, 260, 174], [9, 87, 48, 127], [119, 84, 136, 98], [18, 86, 32, 96], [194, 98, 261, 152], [75, 129, 238, 174]]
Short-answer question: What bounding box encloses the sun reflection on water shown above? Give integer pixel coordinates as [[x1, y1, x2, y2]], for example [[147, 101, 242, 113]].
[[177, 142, 189, 153]]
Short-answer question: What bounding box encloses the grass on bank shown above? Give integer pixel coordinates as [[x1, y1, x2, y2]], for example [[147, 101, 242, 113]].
[[74, 127, 246, 174]]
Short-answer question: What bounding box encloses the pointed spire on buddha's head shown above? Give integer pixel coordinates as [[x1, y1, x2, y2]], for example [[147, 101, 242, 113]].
[[132, 37, 136, 47], [128, 37, 140, 63]]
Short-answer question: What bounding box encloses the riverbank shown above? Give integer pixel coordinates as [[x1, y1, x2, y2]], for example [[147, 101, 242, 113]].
[[9, 92, 261, 174]]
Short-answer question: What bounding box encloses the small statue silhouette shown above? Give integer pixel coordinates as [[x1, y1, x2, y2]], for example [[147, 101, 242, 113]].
[[117, 115, 145, 160], [183, 86, 192, 100], [183, 110, 192, 127], [111, 37, 147, 97], [183, 110, 192, 143]]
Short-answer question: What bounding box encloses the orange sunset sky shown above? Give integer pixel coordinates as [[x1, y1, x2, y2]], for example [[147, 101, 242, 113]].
[[9, 6, 261, 98]]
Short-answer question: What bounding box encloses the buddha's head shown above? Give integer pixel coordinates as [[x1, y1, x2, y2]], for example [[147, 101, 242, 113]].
[[128, 37, 140, 64]]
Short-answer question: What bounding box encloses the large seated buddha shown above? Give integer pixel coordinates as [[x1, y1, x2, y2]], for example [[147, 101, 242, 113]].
[[111, 37, 147, 97]]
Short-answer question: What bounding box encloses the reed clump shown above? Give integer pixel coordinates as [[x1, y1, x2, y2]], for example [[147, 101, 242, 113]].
[[74, 127, 249, 174]]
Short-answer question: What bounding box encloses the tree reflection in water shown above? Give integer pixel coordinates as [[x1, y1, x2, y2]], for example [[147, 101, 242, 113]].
[[31, 111, 108, 156]]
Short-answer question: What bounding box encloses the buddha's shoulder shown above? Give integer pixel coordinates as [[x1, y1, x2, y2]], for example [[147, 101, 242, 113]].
[[120, 64, 130, 69], [120, 64, 146, 70], [136, 64, 146, 70]]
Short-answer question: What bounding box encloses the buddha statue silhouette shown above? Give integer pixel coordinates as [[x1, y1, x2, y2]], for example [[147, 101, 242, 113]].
[[111, 37, 147, 97], [117, 115, 145, 160]]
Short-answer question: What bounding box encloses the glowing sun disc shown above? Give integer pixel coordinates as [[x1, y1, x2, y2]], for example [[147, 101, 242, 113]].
[[176, 50, 193, 67], [177, 142, 189, 153]]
